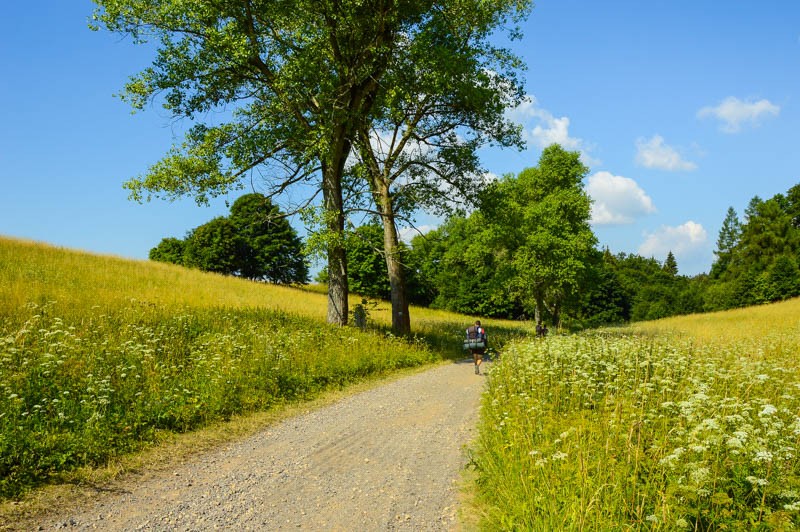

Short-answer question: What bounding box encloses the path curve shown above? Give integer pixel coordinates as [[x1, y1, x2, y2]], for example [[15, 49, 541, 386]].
[[37, 360, 486, 531]]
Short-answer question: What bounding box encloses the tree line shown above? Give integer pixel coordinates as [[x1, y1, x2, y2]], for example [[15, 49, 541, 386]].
[[152, 145, 799, 331], [336, 151, 800, 329]]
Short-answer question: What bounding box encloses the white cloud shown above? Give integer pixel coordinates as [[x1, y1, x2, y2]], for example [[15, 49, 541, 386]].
[[635, 135, 697, 171], [529, 116, 580, 150], [638, 221, 708, 266], [586, 171, 656, 225], [697, 96, 780, 133], [399, 224, 435, 243], [508, 95, 599, 167]]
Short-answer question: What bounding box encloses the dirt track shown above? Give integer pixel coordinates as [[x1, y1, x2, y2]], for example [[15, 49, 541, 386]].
[[32, 359, 487, 531]]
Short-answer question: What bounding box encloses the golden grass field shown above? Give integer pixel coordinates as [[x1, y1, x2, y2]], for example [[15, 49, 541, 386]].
[[0, 235, 528, 338]]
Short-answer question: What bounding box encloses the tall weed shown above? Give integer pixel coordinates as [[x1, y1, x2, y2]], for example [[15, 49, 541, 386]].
[[0, 300, 435, 497], [474, 307, 800, 529]]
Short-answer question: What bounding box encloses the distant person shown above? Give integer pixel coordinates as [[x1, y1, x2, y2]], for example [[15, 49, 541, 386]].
[[465, 320, 488, 375]]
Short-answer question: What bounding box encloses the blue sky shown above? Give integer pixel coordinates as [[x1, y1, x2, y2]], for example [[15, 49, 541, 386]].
[[1, 1, 798, 276]]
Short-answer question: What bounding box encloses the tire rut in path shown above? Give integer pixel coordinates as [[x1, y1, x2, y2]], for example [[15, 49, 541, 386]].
[[38, 360, 486, 531]]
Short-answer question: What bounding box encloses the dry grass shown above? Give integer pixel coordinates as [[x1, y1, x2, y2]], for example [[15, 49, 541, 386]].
[[0, 235, 528, 337], [629, 296, 800, 345]]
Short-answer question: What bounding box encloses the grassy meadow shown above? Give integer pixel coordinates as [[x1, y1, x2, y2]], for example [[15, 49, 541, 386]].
[[473, 298, 800, 530], [0, 236, 529, 499]]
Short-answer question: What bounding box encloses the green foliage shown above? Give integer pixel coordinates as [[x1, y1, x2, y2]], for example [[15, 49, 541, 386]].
[[663, 251, 679, 276], [315, 222, 423, 302], [345, 223, 391, 300], [570, 250, 630, 328], [737, 197, 799, 274], [148, 237, 185, 265], [350, 0, 529, 221], [710, 206, 741, 279], [704, 183, 800, 310], [486, 145, 596, 325], [183, 217, 242, 274], [150, 193, 308, 283], [227, 194, 308, 283], [409, 145, 597, 324], [767, 255, 800, 300], [411, 216, 521, 319]]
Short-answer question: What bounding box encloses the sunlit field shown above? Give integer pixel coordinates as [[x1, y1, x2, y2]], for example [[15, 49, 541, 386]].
[[0, 236, 529, 498], [473, 298, 800, 529]]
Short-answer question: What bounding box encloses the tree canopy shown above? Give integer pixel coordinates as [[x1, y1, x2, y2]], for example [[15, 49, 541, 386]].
[[150, 193, 308, 283], [228, 194, 308, 283], [486, 145, 596, 326], [343, 0, 529, 335], [92, 0, 531, 329]]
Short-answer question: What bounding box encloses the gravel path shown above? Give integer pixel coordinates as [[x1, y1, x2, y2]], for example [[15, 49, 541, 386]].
[[35, 359, 487, 531]]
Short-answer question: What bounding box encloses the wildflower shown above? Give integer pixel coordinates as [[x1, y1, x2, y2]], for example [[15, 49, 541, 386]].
[[726, 436, 744, 450], [690, 466, 710, 486], [759, 404, 778, 417], [784, 501, 800, 512], [754, 450, 773, 464]]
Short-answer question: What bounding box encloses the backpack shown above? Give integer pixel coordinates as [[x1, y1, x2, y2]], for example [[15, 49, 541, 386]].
[[463, 325, 486, 350]]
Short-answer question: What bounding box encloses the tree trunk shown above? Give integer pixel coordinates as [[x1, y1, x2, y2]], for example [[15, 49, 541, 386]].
[[552, 298, 561, 331], [534, 290, 544, 328], [380, 206, 411, 336], [322, 154, 349, 326]]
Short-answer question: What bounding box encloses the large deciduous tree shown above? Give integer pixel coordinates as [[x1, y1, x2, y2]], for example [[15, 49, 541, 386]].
[[183, 217, 242, 274], [228, 194, 308, 284], [149, 237, 185, 265], [149, 193, 308, 282], [350, 1, 529, 335], [486, 144, 596, 328], [92, 0, 436, 326]]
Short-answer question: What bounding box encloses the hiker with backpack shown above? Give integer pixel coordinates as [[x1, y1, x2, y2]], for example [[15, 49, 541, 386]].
[[464, 320, 488, 375]]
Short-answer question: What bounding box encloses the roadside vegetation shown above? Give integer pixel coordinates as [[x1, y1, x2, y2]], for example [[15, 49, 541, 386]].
[[0, 236, 528, 499], [473, 297, 800, 529]]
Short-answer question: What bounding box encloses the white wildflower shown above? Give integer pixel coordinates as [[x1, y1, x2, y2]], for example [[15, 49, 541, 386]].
[[690, 466, 710, 485], [784, 501, 800, 512], [754, 450, 773, 464], [759, 404, 778, 417], [726, 436, 744, 450], [746, 476, 769, 487]]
